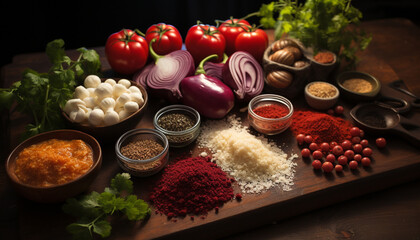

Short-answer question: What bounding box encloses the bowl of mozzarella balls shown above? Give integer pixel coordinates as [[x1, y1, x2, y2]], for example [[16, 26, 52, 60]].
[[62, 75, 148, 141]]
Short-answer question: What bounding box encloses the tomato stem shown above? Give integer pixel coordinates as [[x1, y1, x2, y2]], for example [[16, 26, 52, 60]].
[[148, 38, 163, 62]]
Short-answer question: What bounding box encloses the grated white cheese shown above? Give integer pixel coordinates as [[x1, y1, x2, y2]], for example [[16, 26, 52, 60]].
[[198, 115, 297, 194]]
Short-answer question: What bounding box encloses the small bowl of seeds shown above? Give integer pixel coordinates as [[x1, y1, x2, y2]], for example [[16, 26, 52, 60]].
[[304, 81, 340, 110], [153, 104, 201, 148], [115, 128, 169, 177], [335, 71, 381, 102]]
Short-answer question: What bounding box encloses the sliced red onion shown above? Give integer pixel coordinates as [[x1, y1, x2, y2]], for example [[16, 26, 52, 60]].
[[203, 53, 228, 81], [133, 63, 153, 89], [222, 51, 264, 101]]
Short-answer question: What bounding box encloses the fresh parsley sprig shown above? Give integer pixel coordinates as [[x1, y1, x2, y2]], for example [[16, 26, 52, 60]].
[[0, 39, 101, 139], [62, 173, 150, 240]]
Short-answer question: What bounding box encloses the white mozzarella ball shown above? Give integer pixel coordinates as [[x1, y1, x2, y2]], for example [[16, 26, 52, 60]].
[[100, 97, 116, 111], [84, 75, 101, 88], [112, 84, 129, 98], [104, 110, 120, 126], [83, 97, 96, 109], [94, 83, 113, 100], [88, 108, 104, 126], [64, 99, 86, 115], [115, 93, 131, 111], [118, 109, 131, 120], [69, 108, 87, 123], [130, 92, 144, 106], [128, 86, 141, 94], [118, 79, 131, 88], [87, 88, 96, 97], [74, 86, 90, 100], [104, 78, 117, 86], [124, 101, 139, 113]]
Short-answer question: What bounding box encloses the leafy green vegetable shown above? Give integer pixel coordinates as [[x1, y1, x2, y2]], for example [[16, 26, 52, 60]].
[[62, 173, 150, 240], [247, 0, 371, 65], [0, 39, 101, 139]]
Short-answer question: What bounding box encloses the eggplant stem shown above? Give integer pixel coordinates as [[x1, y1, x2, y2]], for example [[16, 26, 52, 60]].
[[195, 54, 218, 75]]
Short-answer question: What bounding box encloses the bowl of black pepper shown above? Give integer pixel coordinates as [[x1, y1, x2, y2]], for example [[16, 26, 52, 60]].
[[153, 104, 201, 148], [115, 128, 169, 177]]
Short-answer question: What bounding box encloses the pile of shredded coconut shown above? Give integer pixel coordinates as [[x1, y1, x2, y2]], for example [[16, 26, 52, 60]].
[[198, 115, 297, 194]]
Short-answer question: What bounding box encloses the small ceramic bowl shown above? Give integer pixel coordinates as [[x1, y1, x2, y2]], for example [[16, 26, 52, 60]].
[[62, 80, 148, 142], [153, 105, 201, 148], [115, 128, 169, 177], [6, 130, 102, 203], [336, 71, 381, 101], [304, 81, 340, 110], [248, 94, 294, 135]]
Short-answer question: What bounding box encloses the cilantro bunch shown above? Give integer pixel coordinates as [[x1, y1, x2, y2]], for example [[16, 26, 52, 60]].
[[248, 0, 372, 65], [63, 173, 150, 240], [0, 39, 101, 139]]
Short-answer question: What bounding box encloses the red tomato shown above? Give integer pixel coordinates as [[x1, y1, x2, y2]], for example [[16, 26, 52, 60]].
[[105, 29, 149, 75], [145, 23, 183, 56], [235, 28, 268, 63], [218, 18, 251, 56], [185, 23, 226, 66]]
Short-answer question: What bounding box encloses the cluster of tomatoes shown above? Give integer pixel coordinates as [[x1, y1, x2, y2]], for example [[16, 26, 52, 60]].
[[105, 19, 268, 75], [297, 127, 387, 173]]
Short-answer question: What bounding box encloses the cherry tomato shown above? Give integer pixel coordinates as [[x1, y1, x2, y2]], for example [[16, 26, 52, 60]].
[[312, 150, 323, 160], [353, 144, 363, 153], [362, 147, 373, 157], [332, 145, 344, 156], [337, 155, 348, 165], [312, 160, 322, 169], [145, 23, 183, 56], [301, 148, 311, 158], [296, 134, 305, 145], [360, 139, 369, 148], [361, 157, 371, 167], [309, 142, 319, 151], [354, 154, 362, 162], [349, 160, 358, 169], [335, 164, 343, 172], [344, 150, 355, 160], [320, 142, 330, 152], [359, 129, 365, 138], [105, 29, 149, 75], [326, 153, 336, 163], [185, 23, 226, 66], [352, 136, 361, 144], [350, 127, 361, 137], [341, 140, 352, 150], [235, 27, 268, 63], [322, 162, 334, 173], [376, 137, 387, 148], [330, 141, 338, 149], [218, 18, 251, 56], [334, 105, 344, 115], [304, 135, 313, 144]]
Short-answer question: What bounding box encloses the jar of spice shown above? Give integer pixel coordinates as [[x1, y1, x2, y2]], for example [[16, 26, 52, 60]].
[[248, 94, 294, 135], [304, 81, 339, 110], [115, 128, 169, 177], [153, 105, 201, 148]]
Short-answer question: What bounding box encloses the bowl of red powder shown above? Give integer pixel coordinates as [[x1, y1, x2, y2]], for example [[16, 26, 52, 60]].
[[248, 94, 294, 135]]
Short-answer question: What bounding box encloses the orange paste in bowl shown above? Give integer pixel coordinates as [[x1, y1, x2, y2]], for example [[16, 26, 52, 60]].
[[14, 139, 93, 187]]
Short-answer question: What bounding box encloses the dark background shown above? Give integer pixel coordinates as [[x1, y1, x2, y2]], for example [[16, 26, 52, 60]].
[[1, 0, 420, 69]]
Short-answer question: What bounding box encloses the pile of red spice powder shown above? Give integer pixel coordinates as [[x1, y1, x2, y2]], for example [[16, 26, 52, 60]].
[[149, 156, 234, 218], [290, 110, 353, 143]]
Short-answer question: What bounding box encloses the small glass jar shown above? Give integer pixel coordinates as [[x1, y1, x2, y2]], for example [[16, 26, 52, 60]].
[[115, 128, 169, 177], [153, 105, 201, 148], [248, 94, 294, 135]]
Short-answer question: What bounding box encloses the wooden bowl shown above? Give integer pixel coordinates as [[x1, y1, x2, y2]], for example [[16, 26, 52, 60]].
[[62, 80, 149, 142], [6, 129, 102, 203]]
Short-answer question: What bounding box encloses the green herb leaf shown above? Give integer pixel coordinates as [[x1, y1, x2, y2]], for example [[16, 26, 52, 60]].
[[92, 220, 112, 238]]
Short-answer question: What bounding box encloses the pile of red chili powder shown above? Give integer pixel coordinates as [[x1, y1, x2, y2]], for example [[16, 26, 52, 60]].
[[149, 156, 234, 219], [290, 110, 353, 143]]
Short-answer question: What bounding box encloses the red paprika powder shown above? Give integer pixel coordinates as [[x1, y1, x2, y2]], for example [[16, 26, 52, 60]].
[[314, 51, 335, 64], [291, 110, 353, 143], [149, 156, 234, 218], [253, 104, 289, 118]]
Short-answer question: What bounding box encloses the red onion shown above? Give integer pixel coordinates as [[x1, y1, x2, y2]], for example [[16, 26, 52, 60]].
[[203, 53, 228, 81], [133, 63, 153, 89], [145, 39, 195, 101], [181, 54, 234, 119], [222, 51, 264, 101]]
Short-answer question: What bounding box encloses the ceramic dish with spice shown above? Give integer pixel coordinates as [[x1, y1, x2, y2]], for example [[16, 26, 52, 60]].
[[304, 81, 339, 110], [336, 71, 381, 101], [248, 94, 294, 135], [153, 104, 201, 148], [115, 128, 169, 177]]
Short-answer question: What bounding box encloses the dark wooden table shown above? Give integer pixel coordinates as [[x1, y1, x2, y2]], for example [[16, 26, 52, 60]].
[[1, 18, 420, 240]]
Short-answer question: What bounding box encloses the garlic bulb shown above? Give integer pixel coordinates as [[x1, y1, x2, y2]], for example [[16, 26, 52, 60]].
[[94, 82, 113, 100], [128, 86, 141, 94], [115, 93, 131, 111], [74, 86, 90, 100], [104, 78, 116, 86], [100, 97, 116, 112], [112, 84, 129, 98], [118, 79, 131, 88], [124, 101, 139, 113], [118, 109, 131, 120], [84, 75, 101, 88], [83, 97, 96, 109], [129, 92, 144, 106], [64, 99, 86, 115], [69, 108, 87, 123], [88, 108, 105, 126], [104, 110, 120, 126]]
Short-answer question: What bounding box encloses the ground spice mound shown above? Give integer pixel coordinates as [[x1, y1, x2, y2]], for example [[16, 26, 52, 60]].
[[198, 115, 297, 194], [149, 156, 234, 218], [291, 110, 353, 143]]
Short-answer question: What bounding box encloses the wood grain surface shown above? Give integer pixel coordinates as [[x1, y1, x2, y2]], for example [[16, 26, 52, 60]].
[[1, 18, 420, 240]]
